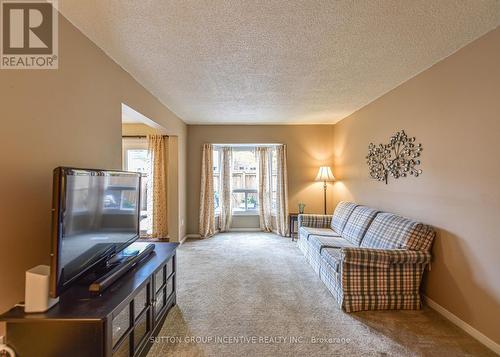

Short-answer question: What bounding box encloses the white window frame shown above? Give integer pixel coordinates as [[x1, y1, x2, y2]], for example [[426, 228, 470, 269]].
[[122, 138, 148, 170], [232, 188, 258, 215], [212, 144, 280, 217], [270, 147, 278, 215], [230, 147, 258, 216], [213, 147, 222, 216], [122, 138, 150, 235]]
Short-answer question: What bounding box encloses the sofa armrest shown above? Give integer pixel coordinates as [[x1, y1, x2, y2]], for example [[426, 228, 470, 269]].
[[340, 248, 431, 268], [298, 214, 332, 229]]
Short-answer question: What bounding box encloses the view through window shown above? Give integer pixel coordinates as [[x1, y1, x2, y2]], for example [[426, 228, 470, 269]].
[[213, 149, 221, 212], [271, 149, 278, 212], [213, 145, 277, 215], [122, 138, 151, 234], [232, 149, 258, 213]]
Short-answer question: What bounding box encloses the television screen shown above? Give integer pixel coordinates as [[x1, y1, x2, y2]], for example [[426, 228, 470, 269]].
[[50, 167, 141, 297]]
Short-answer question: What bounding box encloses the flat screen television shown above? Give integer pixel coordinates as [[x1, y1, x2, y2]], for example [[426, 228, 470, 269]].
[[50, 167, 141, 297]]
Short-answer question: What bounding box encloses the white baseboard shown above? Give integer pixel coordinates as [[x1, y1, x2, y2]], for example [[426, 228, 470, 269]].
[[185, 233, 201, 238], [182, 230, 261, 241], [182, 234, 201, 243], [423, 295, 500, 354]]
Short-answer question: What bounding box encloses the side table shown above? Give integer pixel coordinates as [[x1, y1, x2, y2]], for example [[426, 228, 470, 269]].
[[288, 213, 299, 241]]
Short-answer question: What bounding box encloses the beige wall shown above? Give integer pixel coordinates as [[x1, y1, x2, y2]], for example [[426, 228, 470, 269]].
[[187, 125, 335, 234], [332, 27, 500, 345], [122, 123, 164, 136], [0, 15, 187, 315]]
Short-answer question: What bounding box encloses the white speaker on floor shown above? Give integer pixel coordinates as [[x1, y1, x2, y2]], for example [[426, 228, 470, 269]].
[[25, 265, 59, 313]]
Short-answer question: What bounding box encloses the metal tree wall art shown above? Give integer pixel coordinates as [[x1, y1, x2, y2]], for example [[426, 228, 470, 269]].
[[366, 130, 423, 184]]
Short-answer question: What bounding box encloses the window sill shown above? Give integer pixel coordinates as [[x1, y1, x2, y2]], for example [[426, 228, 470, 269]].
[[215, 212, 259, 217], [215, 211, 262, 218], [215, 212, 277, 217], [138, 236, 169, 242], [233, 211, 259, 216]]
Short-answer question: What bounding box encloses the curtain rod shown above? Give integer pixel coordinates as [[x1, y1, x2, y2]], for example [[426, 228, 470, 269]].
[[122, 135, 168, 138], [212, 143, 282, 147]]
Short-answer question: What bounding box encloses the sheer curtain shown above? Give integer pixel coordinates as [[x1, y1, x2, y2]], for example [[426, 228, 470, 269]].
[[199, 144, 216, 238], [218, 147, 233, 232], [275, 145, 289, 236], [257, 147, 273, 232], [147, 134, 168, 239]]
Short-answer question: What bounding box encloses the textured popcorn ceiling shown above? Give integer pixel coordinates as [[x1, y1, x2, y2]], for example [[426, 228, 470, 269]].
[[58, 1, 500, 124]]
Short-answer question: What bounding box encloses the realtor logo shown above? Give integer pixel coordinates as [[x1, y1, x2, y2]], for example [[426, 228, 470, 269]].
[[1, 0, 58, 69]]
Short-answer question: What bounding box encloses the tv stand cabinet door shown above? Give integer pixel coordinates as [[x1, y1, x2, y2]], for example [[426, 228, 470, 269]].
[[6, 319, 105, 357], [152, 254, 176, 326], [108, 281, 153, 357]]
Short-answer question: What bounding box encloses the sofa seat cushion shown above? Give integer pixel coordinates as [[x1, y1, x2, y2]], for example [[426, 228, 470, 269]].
[[360, 213, 435, 251], [320, 248, 343, 273], [330, 201, 358, 234], [299, 226, 340, 240], [309, 235, 354, 254], [341, 206, 379, 246]]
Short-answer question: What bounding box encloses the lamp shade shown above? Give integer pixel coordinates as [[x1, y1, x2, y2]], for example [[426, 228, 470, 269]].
[[315, 166, 335, 182]]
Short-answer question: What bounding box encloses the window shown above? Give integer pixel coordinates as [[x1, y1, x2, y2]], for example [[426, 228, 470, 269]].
[[213, 145, 280, 216], [212, 147, 259, 215], [213, 149, 221, 213], [122, 138, 151, 235], [231, 149, 258, 214], [271, 148, 278, 212]]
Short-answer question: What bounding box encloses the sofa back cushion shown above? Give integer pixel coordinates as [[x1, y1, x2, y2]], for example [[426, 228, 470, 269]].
[[360, 213, 435, 251], [330, 201, 357, 234], [341, 206, 379, 246]]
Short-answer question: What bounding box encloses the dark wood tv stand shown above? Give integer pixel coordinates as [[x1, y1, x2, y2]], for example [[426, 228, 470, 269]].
[[0, 242, 178, 357]]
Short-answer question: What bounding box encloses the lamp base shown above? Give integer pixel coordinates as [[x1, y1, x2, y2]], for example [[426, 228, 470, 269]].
[[323, 181, 327, 215]]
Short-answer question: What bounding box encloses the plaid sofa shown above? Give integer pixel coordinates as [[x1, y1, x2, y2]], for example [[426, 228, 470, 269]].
[[298, 201, 435, 312]]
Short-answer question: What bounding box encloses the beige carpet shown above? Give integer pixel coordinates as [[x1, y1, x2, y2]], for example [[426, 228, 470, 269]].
[[148, 232, 494, 357]]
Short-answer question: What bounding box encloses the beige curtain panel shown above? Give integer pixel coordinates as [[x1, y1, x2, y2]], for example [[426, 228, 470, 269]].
[[147, 134, 168, 239], [275, 145, 289, 236], [219, 147, 233, 232], [199, 144, 216, 238], [257, 147, 273, 232]]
